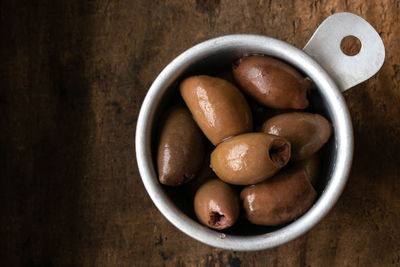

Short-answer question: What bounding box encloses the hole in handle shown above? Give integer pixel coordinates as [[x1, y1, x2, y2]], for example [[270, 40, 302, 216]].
[[340, 35, 362, 56]]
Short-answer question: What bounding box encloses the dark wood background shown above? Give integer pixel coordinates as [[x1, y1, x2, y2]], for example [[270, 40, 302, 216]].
[[1, 0, 400, 266]]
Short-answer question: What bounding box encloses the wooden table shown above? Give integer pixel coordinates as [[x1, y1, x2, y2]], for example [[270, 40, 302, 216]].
[[1, 0, 400, 266]]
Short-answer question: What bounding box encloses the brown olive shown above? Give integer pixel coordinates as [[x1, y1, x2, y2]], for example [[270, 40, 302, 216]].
[[157, 105, 205, 186], [194, 178, 240, 230], [241, 167, 317, 226], [262, 112, 332, 161], [180, 75, 253, 145], [232, 56, 311, 109], [210, 133, 291, 185], [293, 153, 321, 186]]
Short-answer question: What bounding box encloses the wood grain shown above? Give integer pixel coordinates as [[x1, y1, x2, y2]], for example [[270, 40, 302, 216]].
[[1, 0, 400, 266]]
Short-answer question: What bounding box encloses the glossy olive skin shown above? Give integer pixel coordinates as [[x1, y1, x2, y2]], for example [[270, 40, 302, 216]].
[[241, 167, 317, 226], [194, 179, 240, 230], [157, 105, 205, 186], [232, 56, 311, 109], [293, 153, 321, 186], [210, 133, 291, 185], [180, 75, 253, 145], [262, 112, 332, 161]]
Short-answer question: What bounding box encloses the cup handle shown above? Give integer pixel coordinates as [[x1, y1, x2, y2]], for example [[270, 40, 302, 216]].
[[303, 12, 385, 92]]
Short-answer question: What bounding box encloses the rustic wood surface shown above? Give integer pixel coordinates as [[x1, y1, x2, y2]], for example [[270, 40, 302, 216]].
[[1, 0, 400, 266]]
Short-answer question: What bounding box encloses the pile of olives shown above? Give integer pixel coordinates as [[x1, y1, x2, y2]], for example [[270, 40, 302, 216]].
[[157, 56, 332, 230]]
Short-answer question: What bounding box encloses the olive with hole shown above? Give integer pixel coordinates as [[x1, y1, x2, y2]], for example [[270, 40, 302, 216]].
[[180, 75, 253, 145], [241, 166, 317, 226], [157, 105, 205, 186], [232, 56, 311, 109], [194, 178, 240, 230], [262, 112, 332, 161], [210, 132, 291, 185]]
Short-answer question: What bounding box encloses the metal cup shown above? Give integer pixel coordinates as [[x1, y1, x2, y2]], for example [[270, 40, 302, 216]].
[[135, 12, 385, 251]]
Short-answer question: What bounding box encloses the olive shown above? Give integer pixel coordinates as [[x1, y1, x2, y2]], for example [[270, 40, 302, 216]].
[[210, 132, 291, 185], [180, 75, 253, 145], [157, 105, 205, 186], [262, 112, 332, 161], [194, 179, 240, 230], [232, 56, 311, 109], [241, 166, 317, 226]]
